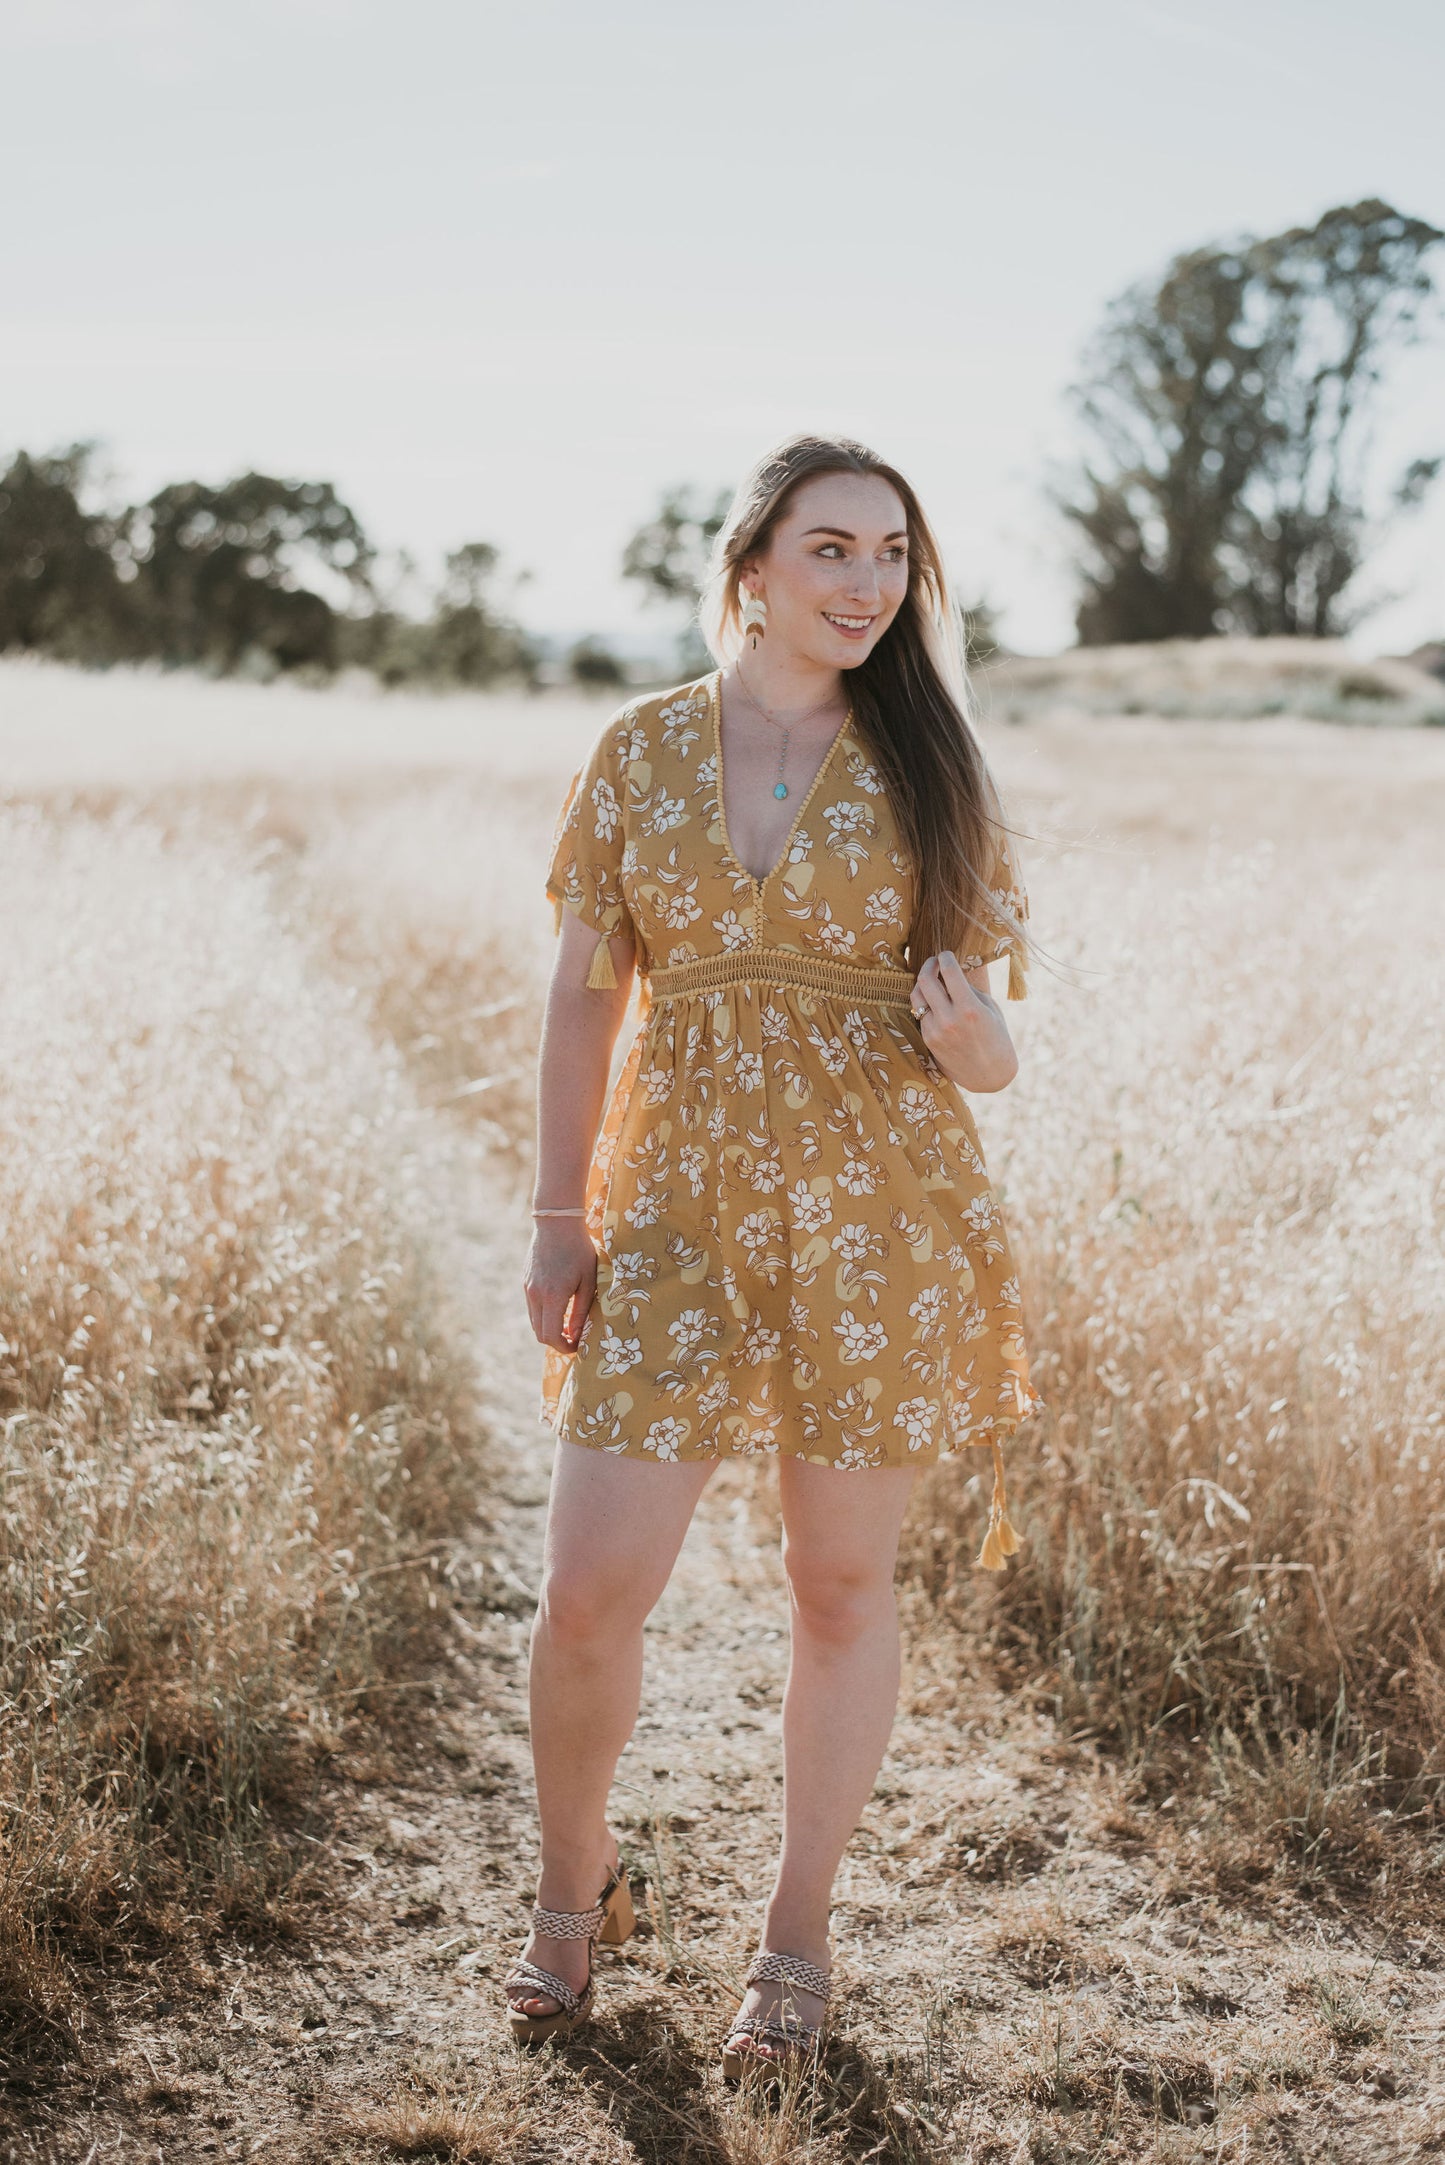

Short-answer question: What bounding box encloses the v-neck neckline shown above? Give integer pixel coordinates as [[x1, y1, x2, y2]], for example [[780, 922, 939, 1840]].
[[708, 667, 853, 892]]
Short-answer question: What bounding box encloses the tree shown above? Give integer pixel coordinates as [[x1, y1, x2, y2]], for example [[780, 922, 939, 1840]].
[[621, 484, 732, 610], [1056, 199, 1444, 643], [567, 636, 628, 688], [130, 472, 374, 673], [622, 484, 732, 672], [425, 541, 538, 686], [0, 444, 137, 662]]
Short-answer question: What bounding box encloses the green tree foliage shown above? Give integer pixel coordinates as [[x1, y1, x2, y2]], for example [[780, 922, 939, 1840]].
[[0, 444, 137, 663], [622, 484, 732, 609], [130, 472, 373, 674], [0, 448, 539, 687], [567, 636, 628, 688], [425, 541, 537, 686], [1057, 199, 1444, 644]]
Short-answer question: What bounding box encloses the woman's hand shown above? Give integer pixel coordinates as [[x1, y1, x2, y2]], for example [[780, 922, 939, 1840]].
[[910, 951, 1019, 1093], [525, 1219, 600, 1353]]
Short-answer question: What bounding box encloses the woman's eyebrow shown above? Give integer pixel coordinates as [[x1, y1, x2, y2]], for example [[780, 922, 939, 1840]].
[[800, 526, 909, 542]]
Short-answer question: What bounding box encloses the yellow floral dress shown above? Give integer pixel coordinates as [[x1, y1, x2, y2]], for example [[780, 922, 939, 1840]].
[[538, 669, 1042, 1565]]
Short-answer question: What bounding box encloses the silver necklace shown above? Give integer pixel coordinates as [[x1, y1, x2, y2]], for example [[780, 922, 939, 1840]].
[[732, 657, 844, 800]]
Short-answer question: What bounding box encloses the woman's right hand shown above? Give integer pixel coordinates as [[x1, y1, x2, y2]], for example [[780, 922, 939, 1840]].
[[524, 1218, 600, 1353]]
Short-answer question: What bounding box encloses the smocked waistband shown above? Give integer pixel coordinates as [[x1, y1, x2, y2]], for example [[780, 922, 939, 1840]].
[[646, 946, 917, 1007]]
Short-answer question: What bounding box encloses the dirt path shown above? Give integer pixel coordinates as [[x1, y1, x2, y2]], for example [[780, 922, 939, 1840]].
[[9, 1156, 1445, 2164]]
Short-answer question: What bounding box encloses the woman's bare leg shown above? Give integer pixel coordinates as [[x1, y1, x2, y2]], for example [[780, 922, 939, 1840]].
[[729, 1455, 918, 2057], [510, 1437, 718, 2016]]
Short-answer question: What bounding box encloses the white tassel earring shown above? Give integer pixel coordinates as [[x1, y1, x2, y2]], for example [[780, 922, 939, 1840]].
[[740, 590, 767, 650]]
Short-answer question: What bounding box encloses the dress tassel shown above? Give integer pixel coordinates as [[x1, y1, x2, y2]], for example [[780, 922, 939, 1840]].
[[977, 1438, 1023, 1571], [585, 930, 618, 989], [1007, 944, 1028, 1002]]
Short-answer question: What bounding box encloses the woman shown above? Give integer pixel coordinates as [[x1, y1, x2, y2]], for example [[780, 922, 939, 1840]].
[[509, 433, 1043, 2075]]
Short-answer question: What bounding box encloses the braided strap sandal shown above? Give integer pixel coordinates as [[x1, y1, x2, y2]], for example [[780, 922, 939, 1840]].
[[503, 1859, 636, 2045], [721, 1948, 831, 2081]]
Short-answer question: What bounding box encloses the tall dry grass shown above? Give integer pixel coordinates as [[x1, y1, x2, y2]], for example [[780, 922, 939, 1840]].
[[903, 823, 1445, 1847], [0, 807, 479, 2052], [985, 634, 1445, 726]]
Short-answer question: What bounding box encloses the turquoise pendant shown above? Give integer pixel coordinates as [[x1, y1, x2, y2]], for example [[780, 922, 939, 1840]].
[[773, 782, 789, 798]]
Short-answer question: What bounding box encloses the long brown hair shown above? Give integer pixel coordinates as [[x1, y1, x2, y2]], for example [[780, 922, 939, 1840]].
[[698, 432, 1032, 978]]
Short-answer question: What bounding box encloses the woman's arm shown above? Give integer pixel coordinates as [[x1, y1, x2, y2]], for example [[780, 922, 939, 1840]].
[[525, 912, 637, 1354], [910, 950, 1019, 1094]]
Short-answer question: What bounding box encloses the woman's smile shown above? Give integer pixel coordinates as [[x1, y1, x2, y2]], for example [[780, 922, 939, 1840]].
[[822, 610, 878, 639]]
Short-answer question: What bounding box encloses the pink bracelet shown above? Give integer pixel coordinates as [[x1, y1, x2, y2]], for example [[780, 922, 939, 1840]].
[[532, 1205, 587, 1216]]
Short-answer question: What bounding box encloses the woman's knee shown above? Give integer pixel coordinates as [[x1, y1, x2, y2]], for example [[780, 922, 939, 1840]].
[[537, 1557, 650, 1647], [784, 1549, 894, 1649]]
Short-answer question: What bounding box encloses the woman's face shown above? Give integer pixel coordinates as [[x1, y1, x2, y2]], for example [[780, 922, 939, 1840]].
[[742, 470, 911, 671]]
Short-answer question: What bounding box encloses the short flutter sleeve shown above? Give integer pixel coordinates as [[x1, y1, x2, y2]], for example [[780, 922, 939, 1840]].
[[545, 705, 637, 988], [957, 824, 1031, 999]]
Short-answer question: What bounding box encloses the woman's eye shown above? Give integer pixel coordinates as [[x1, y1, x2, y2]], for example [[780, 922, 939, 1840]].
[[816, 544, 844, 558]]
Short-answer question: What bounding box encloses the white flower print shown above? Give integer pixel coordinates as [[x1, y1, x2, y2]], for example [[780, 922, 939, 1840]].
[[909, 1285, 949, 1335], [962, 1192, 1005, 1261], [738, 1308, 782, 1366], [734, 1051, 764, 1092], [642, 1417, 686, 1461], [834, 1310, 888, 1362], [774, 1053, 814, 1103], [788, 1180, 833, 1234], [658, 886, 703, 929], [657, 694, 705, 749], [823, 1382, 884, 1454], [805, 1027, 850, 1078], [679, 1142, 708, 1196], [732, 1395, 783, 1453], [836, 1150, 886, 1198], [822, 802, 875, 878], [605, 1249, 660, 1323], [844, 752, 886, 795], [597, 1326, 643, 1376], [696, 1370, 735, 1420], [807, 904, 859, 957], [898, 1084, 938, 1129], [716, 909, 754, 950], [667, 1307, 717, 1360], [738, 1211, 786, 1274], [893, 1396, 939, 1452], [590, 774, 621, 842], [831, 1222, 879, 1267]]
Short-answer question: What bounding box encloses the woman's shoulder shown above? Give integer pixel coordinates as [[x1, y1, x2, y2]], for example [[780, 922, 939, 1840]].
[[587, 670, 717, 763]]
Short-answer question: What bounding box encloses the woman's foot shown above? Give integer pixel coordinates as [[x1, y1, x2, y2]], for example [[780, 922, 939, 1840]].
[[725, 1942, 831, 2065], [503, 1834, 622, 2020]]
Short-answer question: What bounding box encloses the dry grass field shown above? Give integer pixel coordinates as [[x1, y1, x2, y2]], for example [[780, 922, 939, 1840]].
[[1, 649, 1443, 2163]]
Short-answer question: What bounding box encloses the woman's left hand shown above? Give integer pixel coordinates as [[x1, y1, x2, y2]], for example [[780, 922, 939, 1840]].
[[909, 951, 1019, 1093]]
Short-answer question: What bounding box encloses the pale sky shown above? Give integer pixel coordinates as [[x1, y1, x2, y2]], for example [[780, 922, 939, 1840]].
[[3, 0, 1442, 657]]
